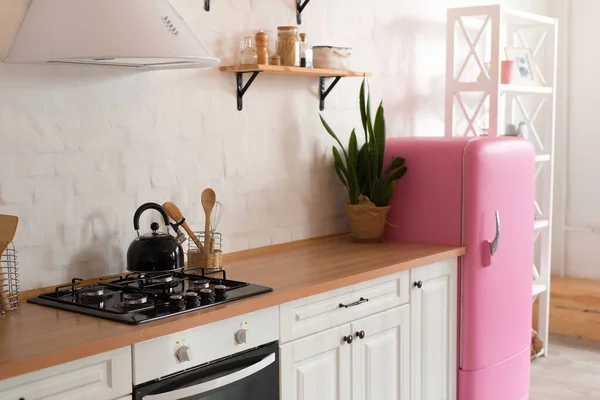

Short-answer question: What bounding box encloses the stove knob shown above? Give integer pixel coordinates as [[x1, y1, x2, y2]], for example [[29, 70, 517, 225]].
[[185, 291, 200, 308], [200, 288, 215, 306], [175, 345, 191, 363], [235, 328, 247, 345], [214, 284, 227, 301], [169, 295, 185, 311]]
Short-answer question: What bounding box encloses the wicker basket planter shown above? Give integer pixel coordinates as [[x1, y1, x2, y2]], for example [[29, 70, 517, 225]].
[[346, 204, 390, 243]]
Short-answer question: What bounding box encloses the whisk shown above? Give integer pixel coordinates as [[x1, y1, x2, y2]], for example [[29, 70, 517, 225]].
[[210, 201, 224, 233]]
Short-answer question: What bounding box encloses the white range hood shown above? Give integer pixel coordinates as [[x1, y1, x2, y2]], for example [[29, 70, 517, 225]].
[[4, 0, 220, 70]]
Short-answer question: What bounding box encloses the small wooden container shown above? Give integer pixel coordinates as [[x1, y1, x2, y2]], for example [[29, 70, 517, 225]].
[[187, 232, 223, 272], [188, 249, 223, 272], [255, 31, 269, 65], [271, 55, 281, 66]]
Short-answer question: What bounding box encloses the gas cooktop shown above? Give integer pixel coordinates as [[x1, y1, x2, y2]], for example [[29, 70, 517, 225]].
[[28, 268, 273, 325]]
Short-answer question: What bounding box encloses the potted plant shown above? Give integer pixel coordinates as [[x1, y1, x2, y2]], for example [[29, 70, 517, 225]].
[[320, 78, 407, 242]]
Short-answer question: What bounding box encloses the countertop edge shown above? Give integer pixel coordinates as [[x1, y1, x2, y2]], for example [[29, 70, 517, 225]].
[[0, 245, 465, 381]]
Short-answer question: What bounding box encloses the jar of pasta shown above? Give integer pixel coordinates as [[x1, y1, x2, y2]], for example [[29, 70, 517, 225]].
[[276, 26, 300, 67]]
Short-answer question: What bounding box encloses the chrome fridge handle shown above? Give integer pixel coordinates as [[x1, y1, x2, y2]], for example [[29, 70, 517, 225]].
[[489, 211, 500, 256]]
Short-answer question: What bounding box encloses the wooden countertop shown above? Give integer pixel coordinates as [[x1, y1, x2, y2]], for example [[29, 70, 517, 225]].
[[0, 236, 465, 381]]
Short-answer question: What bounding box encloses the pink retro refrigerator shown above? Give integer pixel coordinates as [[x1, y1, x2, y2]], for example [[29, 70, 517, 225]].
[[385, 136, 534, 400]]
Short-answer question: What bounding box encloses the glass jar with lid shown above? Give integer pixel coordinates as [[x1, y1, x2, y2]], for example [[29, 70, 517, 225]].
[[276, 26, 300, 67]]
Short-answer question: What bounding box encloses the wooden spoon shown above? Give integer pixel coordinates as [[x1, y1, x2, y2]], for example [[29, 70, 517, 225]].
[[201, 189, 216, 251], [162, 202, 206, 254], [0, 215, 19, 311]]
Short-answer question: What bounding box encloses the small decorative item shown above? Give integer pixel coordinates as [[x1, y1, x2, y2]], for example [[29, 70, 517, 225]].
[[505, 123, 518, 136], [299, 33, 313, 68], [504, 47, 540, 85], [501, 60, 515, 84], [320, 79, 408, 242], [531, 329, 544, 360], [271, 55, 281, 65], [255, 30, 268, 65], [239, 36, 257, 65]]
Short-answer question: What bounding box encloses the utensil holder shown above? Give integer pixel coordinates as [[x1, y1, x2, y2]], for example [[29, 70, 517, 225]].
[[188, 232, 223, 273], [0, 242, 19, 312]]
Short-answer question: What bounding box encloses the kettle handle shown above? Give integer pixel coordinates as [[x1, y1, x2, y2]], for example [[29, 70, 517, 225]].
[[133, 202, 170, 231]]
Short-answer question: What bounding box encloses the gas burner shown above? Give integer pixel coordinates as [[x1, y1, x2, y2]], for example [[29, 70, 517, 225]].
[[81, 288, 105, 297], [190, 279, 210, 290], [147, 275, 175, 284], [123, 293, 148, 306]]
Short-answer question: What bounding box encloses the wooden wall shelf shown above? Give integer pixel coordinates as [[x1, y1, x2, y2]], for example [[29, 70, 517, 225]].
[[219, 65, 372, 111]]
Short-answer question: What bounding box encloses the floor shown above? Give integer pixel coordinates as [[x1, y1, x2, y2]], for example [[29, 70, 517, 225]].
[[530, 335, 600, 399]]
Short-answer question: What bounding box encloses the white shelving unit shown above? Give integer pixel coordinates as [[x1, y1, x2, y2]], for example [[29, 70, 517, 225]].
[[445, 5, 558, 357]]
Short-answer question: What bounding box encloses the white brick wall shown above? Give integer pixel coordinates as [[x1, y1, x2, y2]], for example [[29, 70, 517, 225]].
[[0, 0, 550, 290]]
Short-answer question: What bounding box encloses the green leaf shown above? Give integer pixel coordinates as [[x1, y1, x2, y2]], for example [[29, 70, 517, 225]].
[[334, 145, 360, 204], [373, 101, 386, 173], [332, 146, 348, 178], [320, 114, 348, 160], [348, 129, 358, 174], [382, 157, 406, 183], [380, 181, 396, 206], [369, 177, 385, 207], [389, 166, 407, 182], [359, 79, 368, 143], [357, 144, 369, 195], [332, 148, 348, 188]]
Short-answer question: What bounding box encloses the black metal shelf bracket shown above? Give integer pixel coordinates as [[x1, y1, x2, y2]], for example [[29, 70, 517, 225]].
[[205, 0, 210, 11], [319, 76, 342, 111], [236, 71, 261, 111], [296, 0, 311, 24]]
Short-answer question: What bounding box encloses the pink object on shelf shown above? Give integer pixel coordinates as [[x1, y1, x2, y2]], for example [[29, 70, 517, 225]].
[[385, 136, 535, 400], [501, 60, 515, 84]]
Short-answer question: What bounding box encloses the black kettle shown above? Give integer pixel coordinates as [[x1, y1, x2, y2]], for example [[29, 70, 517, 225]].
[[126, 202, 184, 273]]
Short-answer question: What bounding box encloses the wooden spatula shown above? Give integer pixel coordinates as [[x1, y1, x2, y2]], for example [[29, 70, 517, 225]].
[[163, 202, 206, 254], [0, 215, 19, 311], [201, 189, 216, 251]]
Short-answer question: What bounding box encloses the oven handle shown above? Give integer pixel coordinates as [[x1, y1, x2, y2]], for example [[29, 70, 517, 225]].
[[143, 353, 276, 400]]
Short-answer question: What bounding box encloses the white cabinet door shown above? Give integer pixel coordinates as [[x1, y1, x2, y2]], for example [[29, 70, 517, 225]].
[[351, 305, 410, 400], [0, 346, 132, 400], [280, 324, 351, 400], [410, 260, 457, 400]]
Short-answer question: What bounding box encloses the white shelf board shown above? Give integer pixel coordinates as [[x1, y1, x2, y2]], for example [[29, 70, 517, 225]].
[[501, 84, 553, 95], [532, 282, 547, 297], [504, 8, 557, 26], [534, 220, 550, 230], [536, 154, 551, 163]]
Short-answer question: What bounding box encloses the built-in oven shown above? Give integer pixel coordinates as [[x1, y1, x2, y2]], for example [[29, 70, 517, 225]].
[[134, 341, 279, 400]]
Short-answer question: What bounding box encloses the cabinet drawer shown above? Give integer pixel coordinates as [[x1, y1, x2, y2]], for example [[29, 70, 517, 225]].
[[280, 271, 409, 343], [0, 346, 132, 400]]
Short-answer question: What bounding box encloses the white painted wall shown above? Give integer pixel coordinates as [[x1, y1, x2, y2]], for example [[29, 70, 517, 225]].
[[562, 0, 600, 278], [0, 0, 551, 290]]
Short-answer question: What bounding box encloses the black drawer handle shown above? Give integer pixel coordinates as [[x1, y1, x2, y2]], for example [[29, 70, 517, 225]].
[[356, 330, 366, 339], [339, 297, 369, 308], [343, 335, 353, 344], [414, 281, 423, 289]]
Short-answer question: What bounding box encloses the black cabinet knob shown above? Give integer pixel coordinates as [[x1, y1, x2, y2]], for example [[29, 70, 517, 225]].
[[356, 330, 366, 339], [343, 335, 353, 344], [414, 281, 423, 289]]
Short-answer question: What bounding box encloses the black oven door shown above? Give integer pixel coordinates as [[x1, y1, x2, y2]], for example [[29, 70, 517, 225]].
[[134, 342, 279, 400]]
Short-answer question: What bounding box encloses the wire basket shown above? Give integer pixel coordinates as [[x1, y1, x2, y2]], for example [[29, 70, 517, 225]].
[[187, 232, 223, 273], [0, 242, 19, 312]]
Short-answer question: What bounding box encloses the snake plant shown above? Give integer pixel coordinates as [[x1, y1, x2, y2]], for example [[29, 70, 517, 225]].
[[320, 78, 407, 207]]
